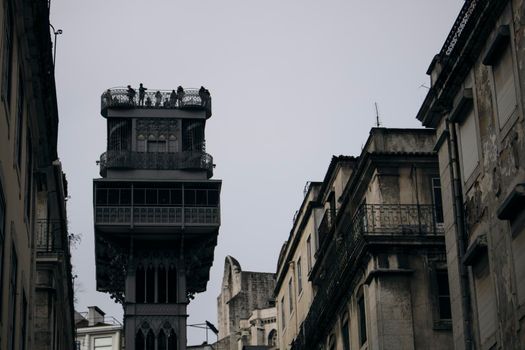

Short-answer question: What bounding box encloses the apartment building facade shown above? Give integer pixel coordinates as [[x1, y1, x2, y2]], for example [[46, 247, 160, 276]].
[[417, 0, 525, 348], [275, 129, 452, 350], [0, 0, 75, 350]]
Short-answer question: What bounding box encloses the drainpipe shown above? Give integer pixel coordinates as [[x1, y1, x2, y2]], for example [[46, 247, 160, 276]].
[[446, 120, 473, 350]]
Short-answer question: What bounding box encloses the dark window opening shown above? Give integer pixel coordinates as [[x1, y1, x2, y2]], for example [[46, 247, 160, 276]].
[[358, 295, 367, 346], [136, 265, 145, 303], [437, 270, 452, 320], [167, 328, 177, 350], [96, 189, 108, 205], [432, 178, 444, 224], [158, 329, 166, 350], [170, 190, 182, 205], [120, 189, 131, 205], [146, 189, 157, 205], [159, 190, 170, 206], [342, 318, 350, 350], [146, 329, 155, 350], [207, 190, 219, 206], [146, 265, 155, 303], [135, 331, 145, 350], [158, 264, 167, 303], [378, 254, 389, 269], [168, 265, 177, 303], [108, 189, 119, 205], [184, 190, 196, 206], [195, 190, 207, 206], [134, 189, 145, 205]]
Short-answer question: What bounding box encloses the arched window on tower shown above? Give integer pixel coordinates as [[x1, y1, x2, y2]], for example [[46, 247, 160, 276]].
[[168, 265, 177, 303], [167, 328, 177, 350], [136, 264, 145, 303], [146, 329, 155, 350], [135, 330, 145, 350], [158, 329, 167, 350], [158, 264, 167, 303], [146, 264, 155, 303]]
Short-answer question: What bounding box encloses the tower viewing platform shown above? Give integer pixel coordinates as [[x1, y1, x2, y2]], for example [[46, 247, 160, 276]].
[[100, 86, 212, 118]]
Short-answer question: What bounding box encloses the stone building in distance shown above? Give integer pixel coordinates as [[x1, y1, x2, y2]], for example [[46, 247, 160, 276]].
[[0, 1, 75, 350], [417, 0, 525, 348], [275, 128, 452, 350], [216, 256, 277, 350]]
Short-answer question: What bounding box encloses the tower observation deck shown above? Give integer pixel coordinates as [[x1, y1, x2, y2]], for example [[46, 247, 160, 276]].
[[93, 85, 221, 350]]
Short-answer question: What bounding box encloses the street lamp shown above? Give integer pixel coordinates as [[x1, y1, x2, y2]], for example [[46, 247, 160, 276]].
[[49, 24, 62, 66]]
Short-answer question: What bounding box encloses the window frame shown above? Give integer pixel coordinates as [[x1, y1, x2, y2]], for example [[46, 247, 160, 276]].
[[297, 257, 303, 295]]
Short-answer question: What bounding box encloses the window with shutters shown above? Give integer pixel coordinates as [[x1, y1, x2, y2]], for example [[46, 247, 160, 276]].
[[473, 254, 497, 347], [493, 44, 517, 130], [457, 106, 480, 184]]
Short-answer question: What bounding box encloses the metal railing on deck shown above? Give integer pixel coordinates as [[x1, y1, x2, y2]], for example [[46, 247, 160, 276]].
[[95, 206, 220, 226], [351, 204, 443, 236], [99, 150, 213, 177], [100, 87, 211, 117]]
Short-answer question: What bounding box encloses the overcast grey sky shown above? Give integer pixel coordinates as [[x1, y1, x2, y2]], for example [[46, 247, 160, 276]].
[[51, 0, 462, 344]]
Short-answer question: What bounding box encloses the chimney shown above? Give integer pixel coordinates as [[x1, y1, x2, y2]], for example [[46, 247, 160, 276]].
[[87, 306, 105, 326]]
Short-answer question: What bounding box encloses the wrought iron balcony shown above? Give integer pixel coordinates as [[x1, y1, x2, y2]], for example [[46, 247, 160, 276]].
[[94, 206, 220, 227], [99, 150, 213, 177], [351, 204, 444, 236], [36, 219, 70, 254], [100, 87, 211, 117]]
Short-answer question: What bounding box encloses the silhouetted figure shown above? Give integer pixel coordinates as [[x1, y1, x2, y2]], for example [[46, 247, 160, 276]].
[[127, 85, 136, 104], [203, 88, 210, 108], [155, 91, 162, 107], [138, 83, 147, 106], [163, 98, 170, 107], [103, 89, 112, 106], [169, 90, 177, 107], [145, 96, 152, 107], [199, 86, 206, 106], [177, 86, 185, 106]]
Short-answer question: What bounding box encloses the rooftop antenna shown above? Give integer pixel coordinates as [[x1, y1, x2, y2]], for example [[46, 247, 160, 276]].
[[374, 102, 381, 127]]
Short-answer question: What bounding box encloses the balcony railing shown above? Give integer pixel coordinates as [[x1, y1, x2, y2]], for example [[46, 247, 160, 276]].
[[99, 150, 213, 177], [94, 206, 220, 226], [36, 219, 69, 253], [101, 87, 211, 117], [295, 203, 443, 348], [351, 204, 443, 236]]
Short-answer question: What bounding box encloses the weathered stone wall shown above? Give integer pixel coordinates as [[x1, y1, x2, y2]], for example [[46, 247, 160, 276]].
[[217, 257, 275, 350]]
